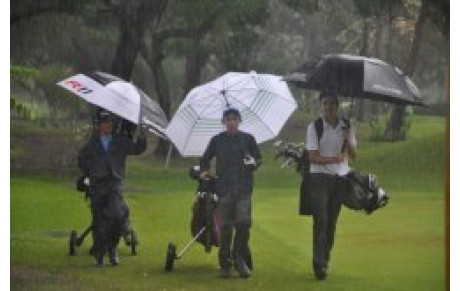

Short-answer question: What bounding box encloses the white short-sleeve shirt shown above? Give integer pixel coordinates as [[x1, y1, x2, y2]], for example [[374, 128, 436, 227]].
[[306, 118, 357, 176]]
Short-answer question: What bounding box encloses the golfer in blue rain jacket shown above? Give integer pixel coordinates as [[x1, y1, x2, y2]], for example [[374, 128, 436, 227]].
[[78, 110, 146, 267]]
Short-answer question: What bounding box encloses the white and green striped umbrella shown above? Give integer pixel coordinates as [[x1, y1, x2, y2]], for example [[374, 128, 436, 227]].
[[165, 71, 297, 157]]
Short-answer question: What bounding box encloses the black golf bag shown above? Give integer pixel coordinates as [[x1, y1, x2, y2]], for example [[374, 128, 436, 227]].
[[165, 166, 254, 272], [188, 166, 253, 270], [164, 166, 220, 271], [70, 176, 138, 256], [274, 140, 389, 215], [342, 171, 389, 214], [189, 166, 220, 248]]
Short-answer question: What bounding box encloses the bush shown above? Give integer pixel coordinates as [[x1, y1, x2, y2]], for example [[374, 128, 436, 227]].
[[368, 108, 413, 142]]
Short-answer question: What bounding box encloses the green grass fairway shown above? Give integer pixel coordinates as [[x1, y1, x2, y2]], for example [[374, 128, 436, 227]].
[[11, 116, 447, 290]]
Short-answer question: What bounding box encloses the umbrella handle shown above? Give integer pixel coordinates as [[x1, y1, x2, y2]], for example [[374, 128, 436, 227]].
[[164, 142, 173, 170], [348, 97, 354, 119]]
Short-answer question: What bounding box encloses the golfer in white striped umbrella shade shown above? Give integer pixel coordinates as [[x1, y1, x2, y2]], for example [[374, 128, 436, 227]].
[[57, 71, 169, 139], [165, 71, 298, 157]]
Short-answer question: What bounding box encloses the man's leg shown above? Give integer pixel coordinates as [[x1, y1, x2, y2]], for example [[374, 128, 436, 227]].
[[91, 208, 105, 266], [217, 196, 235, 277], [309, 174, 330, 279], [90, 192, 108, 267], [122, 207, 133, 245], [106, 185, 127, 266], [325, 177, 343, 266], [233, 195, 252, 278], [107, 220, 121, 266]]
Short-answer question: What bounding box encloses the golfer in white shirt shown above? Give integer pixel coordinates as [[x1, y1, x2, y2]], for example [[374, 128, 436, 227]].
[[305, 91, 357, 280]]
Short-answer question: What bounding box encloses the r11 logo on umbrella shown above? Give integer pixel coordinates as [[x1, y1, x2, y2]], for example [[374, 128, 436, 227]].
[[65, 80, 93, 94]]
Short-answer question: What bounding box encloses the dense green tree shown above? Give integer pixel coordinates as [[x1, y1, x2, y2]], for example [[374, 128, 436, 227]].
[[139, 0, 270, 155], [10, 0, 448, 159], [384, 0, 429, 140], [348, 0, 403, 122], [11, 0, 87, 24], [10, 65, 38, 120]]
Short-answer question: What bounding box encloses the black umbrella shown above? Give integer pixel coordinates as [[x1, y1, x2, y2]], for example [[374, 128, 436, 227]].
[[284, 54, 424, 106]]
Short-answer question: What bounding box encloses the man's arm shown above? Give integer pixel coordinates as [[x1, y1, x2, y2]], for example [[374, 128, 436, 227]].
[[308, 150, 346, 164], [199, 135, 217, 175], [343, 127, 357, 160], [78, 142, 91, 175], [124, 131, 147, 155], [306, 123, 345, 165], [247, 135, 262, 170]]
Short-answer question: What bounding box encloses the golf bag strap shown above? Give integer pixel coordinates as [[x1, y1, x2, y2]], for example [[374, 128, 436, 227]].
[[340, 117, 350, 153], [314, 117, 350, 153], [314, 118, 323, 144]]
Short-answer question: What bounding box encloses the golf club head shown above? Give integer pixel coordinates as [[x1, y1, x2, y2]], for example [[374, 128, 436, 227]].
[[274, 140, 284, 147], [368, 174, 378, 191]]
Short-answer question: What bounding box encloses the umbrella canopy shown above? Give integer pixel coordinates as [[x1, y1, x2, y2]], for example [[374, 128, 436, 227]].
[[165, 71, 298, 157], [57, 71, 168, 138], [284, 54, 424, 106]]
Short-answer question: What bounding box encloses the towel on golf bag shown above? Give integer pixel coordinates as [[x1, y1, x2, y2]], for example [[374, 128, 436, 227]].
[[342, 171, 389, 214], [76, 176, 89, 192]]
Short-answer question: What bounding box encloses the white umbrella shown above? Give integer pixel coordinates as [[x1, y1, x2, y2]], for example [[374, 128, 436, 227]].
[[57, 71, 168, 139], [165, 71, 297, 157]]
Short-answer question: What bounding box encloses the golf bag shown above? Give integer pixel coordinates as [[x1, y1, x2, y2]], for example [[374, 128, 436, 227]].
[[273, 140, 312, 215], [189, 166, 253, 270], [342, 171, 389, 214], [274, 140, 389, 215], [189, 166, 220, 247], [164, 166, 220, 271], [70, 176, 138, 256]]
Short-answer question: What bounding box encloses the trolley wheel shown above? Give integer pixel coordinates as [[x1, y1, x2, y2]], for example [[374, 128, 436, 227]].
[[165, 243, 177, 271], [69, 230, 78, 256], [130, 230, 138, 255]]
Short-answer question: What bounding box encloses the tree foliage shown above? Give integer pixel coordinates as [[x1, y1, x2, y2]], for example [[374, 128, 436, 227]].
[[10, 65, 38, 121], [10, 0, 448, 149]]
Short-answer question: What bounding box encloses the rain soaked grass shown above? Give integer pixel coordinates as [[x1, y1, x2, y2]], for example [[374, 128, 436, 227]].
[[11, 115, 447, 290]]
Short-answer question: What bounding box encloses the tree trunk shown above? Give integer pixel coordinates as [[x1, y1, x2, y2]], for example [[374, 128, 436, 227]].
[[149, 46, 173, 156], [184, 37, 209, 95], [110, 9, 144, 80], [369, 15, 384, 118], [152, 57, 171, 120], [384, 0, 428, 140], [355, 18, 370, 121], [142, 32, 206, 157], [109, 0, 167, 80], [142, 9, 219, 157]]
